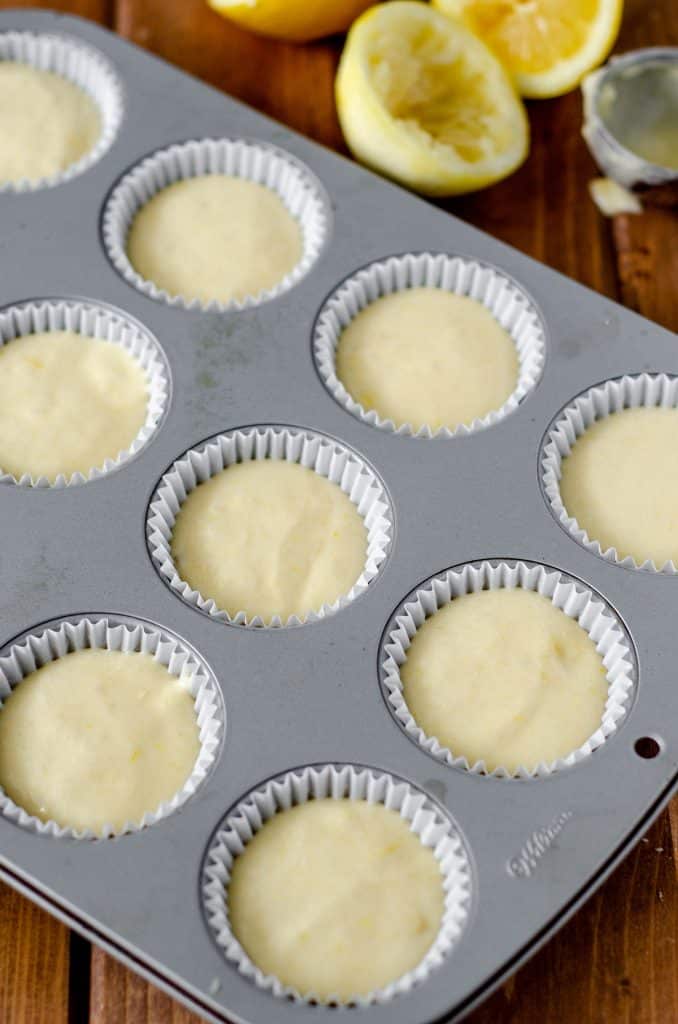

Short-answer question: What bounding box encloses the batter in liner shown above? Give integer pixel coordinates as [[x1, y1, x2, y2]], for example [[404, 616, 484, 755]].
[[229, 799, 444, 1000], [127, 175, 303, 304], [335, 288, 518, 432], [170, 459, 368, 622], [0, 649, 200, 834], [559, 405, 678, 567], [0, 330, 148, 481], [0, 62, 100, 184], [400, 587, 608, 773]]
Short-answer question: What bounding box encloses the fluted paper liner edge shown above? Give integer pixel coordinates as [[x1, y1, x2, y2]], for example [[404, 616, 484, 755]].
[[102, 137, 330, 312], [0, 30, 123, 192], [0, 615, 223, 838], [313, 252, 546, 439], [542, 373, 678, 573], [381, 560, 635, 778], [0, 299, 169, 487], [202, 763, 472, 1005], [147, 425, 393, 627]]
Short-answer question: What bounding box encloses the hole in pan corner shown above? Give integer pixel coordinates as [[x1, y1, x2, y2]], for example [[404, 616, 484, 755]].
[[634, 736, 663, 760]]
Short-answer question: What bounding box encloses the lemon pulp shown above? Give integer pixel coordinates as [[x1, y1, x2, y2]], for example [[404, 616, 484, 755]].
[[336, 2, 528, 195], [433, 0, 624, 98]]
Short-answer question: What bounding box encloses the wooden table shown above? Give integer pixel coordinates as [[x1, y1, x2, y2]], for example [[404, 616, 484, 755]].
[[0, 1, 676, 1021]]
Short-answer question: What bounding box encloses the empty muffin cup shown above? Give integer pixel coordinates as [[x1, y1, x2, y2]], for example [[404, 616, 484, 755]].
[[0, 615, 223, 838], [0, 299, 169, 487], [102, 138, 330, 311], [313, 252, 546, 438], [202, 763, 472, 1005], [0, 31, 123, 191], [542, 373, 678, 572], [147, 426, 392, 627], [380, 560, 635, 778]]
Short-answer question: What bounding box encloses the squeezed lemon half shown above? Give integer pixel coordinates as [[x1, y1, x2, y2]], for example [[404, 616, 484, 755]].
[[335, 1, 529, 196], [433, 0, 624, 98], [207, 0, 375, 42]]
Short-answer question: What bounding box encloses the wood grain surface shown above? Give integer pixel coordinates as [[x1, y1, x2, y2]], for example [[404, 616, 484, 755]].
[[0, 1, 676, 1022]]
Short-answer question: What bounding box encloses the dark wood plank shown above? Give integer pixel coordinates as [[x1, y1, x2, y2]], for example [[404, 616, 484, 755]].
[[449, 91, 620, 298], [0, 0, 112, 16], [0, 882, 70, 1024], [90, 948, 202, 1024], [466, 812, 678, 1024], [608, 0, 678, 332], [114, 0, 344, 151], [613, 205, 678, 334], [670, 800, 678, 869], [606, 0, 678, 991]]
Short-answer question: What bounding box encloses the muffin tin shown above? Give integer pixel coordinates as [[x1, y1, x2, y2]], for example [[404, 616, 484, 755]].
[[0, 9, 676, 1024]]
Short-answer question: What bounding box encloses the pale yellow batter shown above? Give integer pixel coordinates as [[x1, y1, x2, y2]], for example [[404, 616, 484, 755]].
[[127, 175, 303, 304], [335, 288, 519, 432], [559, 406, 678, 567], [229, 799, 444, 1000], [400, 588, 608, 773], [0, 330, 148, 481], [171, 459, 367, 622], [0, 649, 200, 834], [0, 62, 100, 184]]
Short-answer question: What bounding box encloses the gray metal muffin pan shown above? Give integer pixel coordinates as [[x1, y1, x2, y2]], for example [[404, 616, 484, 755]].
[[0, 8, 676, 1024]]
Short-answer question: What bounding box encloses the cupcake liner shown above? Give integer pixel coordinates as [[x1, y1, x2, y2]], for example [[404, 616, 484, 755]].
[[147, 426, 393, 627], [542, 373, 678, 573], [313, 252, 546, 438], [0, 31, 123, 192], [102, 138, 330, 312], [380, 560, 636, 778], [202, 763, 472, 1006], [0, 615, 223, 839], [0, 299, 170, 488]]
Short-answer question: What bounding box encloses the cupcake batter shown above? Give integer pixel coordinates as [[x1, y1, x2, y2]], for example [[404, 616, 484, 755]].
[[0, 330, 148, 481], [171, 459, 367, 622], [335, 288, 519, 432], [0, 62, 100, 184], [559, 405, 678, 567], [127, 175, 303, 304], [0, 649, 200, 834], [400, 588, 608, 773], [229, 799, 444, 1000]]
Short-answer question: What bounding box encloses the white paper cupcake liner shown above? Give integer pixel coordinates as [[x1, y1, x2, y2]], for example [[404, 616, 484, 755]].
[[0, 31, 123, 192], [380, 560, 636, 778], [202, 763, 472, 1006], [0, 299, 170, 488], [102, 138, 330, 312], [0, 615, 223, 839], [147, 426, 393, 628], [313, 252, 546, 439], [542, 374, 678, 573]]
